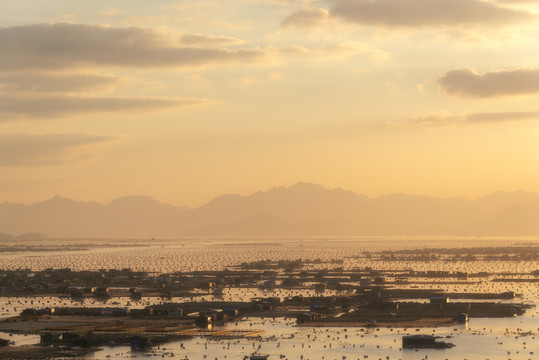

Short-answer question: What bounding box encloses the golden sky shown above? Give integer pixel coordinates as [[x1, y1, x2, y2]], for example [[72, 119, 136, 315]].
[[1, 0, 539, 207]]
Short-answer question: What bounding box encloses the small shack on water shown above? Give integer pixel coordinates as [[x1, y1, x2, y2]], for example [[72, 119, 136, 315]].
[[454, 313, 468, 323], [402, 335, 455, 349], [130, 336, 150, 349]]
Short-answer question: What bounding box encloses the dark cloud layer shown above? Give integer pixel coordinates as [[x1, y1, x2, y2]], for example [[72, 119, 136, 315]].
[[0, 23, 266, 70], [0, 133, 119, 166], [438, 68, 539, 97], [329, 0, 534, 27]]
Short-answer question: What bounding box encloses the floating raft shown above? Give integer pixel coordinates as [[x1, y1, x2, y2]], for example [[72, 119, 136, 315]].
[[25, 319, 264, 338]]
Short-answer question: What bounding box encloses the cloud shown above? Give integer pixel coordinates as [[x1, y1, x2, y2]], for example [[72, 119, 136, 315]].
[[0, 23, 268, 71], [0, 24, 225, 120], [280, 42, 389, 61], [329, 0, 534, 27], [0, 133, 120, 166], [466, 111, 539, 122], [281, 8, 331, 28], [438, 68, 539, 98], [179, 33, 245, 47], [0, 73, 123, 93], [411, 110, 539, 126], [0, 94, 212, 120]]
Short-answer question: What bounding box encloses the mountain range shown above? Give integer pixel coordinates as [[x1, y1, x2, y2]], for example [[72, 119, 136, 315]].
[[1, 182, 539, 237]]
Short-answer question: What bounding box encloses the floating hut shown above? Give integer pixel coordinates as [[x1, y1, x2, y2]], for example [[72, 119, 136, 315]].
[[130, 336, 150, 349], [402, 335, 455, 349], [454, 313, 468, 323]]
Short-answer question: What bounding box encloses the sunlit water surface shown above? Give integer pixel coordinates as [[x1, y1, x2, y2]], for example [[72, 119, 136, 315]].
[[0, 237, 537, 360]]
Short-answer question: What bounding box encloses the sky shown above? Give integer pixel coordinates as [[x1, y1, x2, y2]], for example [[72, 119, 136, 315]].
[[1, 0, 539, 208]]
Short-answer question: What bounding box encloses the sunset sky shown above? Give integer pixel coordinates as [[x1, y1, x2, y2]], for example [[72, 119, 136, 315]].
[[1, 0, 539, 207]]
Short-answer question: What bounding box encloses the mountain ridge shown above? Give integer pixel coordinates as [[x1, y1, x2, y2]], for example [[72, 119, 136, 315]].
[[1, 182, 539, 237]]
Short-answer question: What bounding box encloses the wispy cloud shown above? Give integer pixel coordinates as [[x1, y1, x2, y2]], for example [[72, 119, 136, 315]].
[[179, 33, 245, 47], [0, 73, 123, 93], [438, 68, 539, 98], [0, 94, 212, 121], [409, 110, 539, 127], [0, 133, 120, 166]]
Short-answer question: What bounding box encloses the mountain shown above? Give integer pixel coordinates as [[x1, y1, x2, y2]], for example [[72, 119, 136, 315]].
[[187, 182, 370, 226], [0, 232, 14, 241], [1, 182, 539, 237], [465, 200, 539, 236], [0, 195, 188, 237]]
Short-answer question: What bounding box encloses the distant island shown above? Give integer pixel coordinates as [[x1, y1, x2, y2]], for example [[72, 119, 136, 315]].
[[1, 182, 539, 237]]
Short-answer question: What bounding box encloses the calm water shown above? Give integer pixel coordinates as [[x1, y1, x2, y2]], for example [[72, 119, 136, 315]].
[[0, 237, 537, 273], [84, 314, 538, 360]]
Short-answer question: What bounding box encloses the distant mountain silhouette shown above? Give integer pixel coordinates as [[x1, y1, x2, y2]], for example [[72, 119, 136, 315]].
[[0, 232, 14, 241], [1, 182, 539, 237], [464, 200, 539, 235]]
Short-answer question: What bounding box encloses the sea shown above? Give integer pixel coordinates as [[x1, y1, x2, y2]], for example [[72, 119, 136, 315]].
[[0, 237, 537, 360]]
